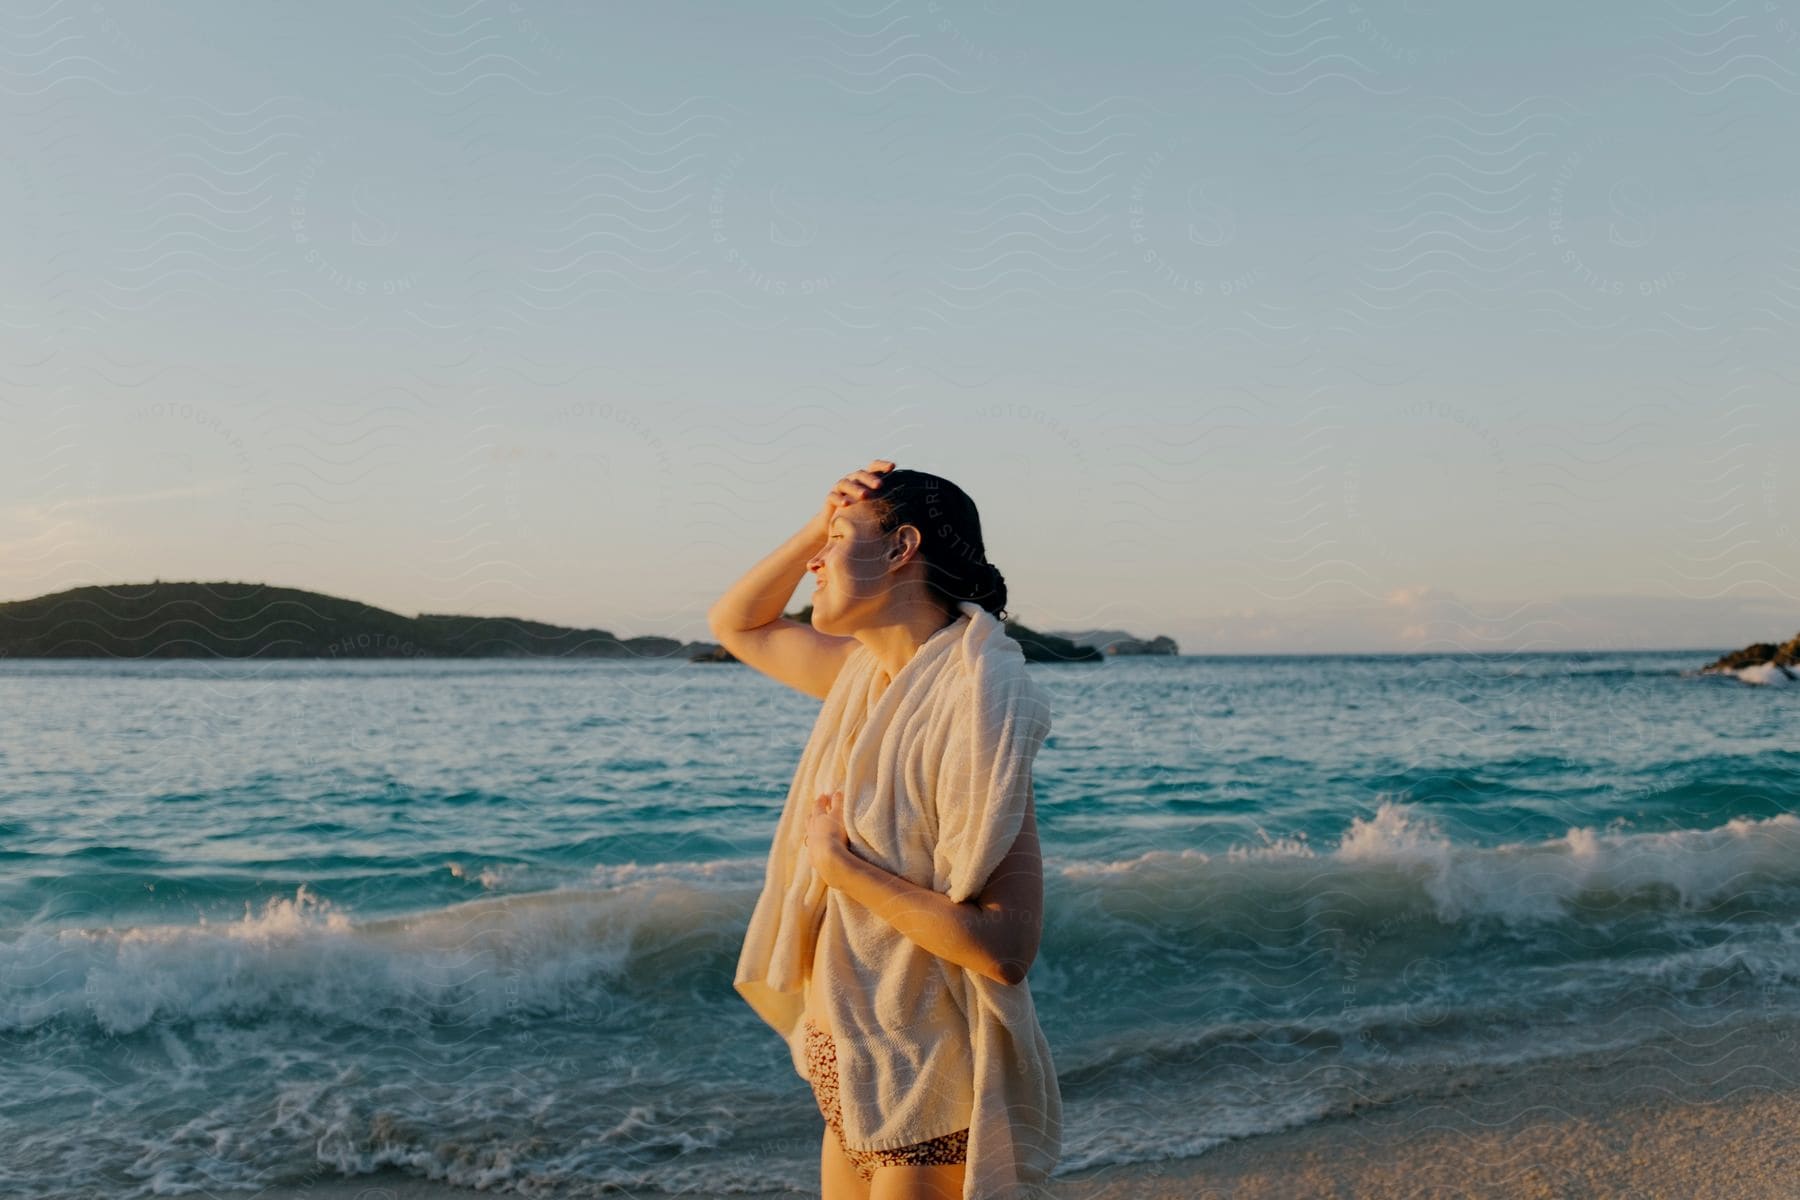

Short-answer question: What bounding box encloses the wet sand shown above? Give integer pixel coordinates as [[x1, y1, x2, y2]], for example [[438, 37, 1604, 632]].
[[253, 1012, 1800, 1200], [1051, 1011, 1800, 1200]]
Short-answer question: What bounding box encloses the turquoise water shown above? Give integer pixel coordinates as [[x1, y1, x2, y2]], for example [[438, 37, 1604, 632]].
[[3, 652, 1797, 1196]]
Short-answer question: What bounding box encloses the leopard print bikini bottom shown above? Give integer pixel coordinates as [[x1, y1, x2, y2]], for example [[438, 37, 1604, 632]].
[[802, 1016, 969, 1182]]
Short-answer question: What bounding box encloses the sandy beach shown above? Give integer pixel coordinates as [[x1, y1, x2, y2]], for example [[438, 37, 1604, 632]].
[[1050, 1009, 1800, 1200], [252, 1011, 1800, 1200]]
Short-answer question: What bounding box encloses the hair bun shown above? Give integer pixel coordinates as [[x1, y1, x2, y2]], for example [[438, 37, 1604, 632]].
[[978, 561, 1009, 621], [865, 467, 1009, 620]]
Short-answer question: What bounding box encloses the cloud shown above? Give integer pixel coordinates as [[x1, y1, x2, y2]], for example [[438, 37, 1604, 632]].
[[1169, 588, 1796, 654], [2, 480, 236, 522], [1385, 585, 1432, 608]]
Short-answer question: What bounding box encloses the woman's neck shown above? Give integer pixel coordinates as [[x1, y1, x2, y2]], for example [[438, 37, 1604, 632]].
[[859, 608, 959, 695]]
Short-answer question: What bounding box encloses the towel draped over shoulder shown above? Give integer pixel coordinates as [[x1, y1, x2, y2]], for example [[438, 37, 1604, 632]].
[[734, 601, 1060, 1200]]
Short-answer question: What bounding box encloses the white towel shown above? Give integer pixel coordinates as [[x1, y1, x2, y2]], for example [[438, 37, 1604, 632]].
[[735, 600, 1060, 1200]]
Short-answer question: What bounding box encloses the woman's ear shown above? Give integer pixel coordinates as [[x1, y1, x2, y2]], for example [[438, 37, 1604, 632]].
[[888, 524, 922, 564]]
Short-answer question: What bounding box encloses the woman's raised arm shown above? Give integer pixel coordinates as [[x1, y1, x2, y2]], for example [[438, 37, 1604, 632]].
[[705, 459, 895, 698]]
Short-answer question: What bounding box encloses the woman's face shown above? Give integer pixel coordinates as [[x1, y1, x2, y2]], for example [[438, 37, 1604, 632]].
[[806, 503, 893, 631]]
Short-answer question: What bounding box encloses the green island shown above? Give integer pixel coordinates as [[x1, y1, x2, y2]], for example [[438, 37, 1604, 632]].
[[0, 583, 1147, 664]]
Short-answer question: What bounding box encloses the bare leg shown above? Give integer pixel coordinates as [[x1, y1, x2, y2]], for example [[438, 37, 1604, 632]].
[[821, 1125, 872, 1200], [868, 1161, 965, 1200]]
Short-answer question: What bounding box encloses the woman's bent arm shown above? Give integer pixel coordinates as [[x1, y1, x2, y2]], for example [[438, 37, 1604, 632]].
[[706, 512, 856, 699], [707, 512, 828, 634], [828, 852, 1011, 984], [707, 460, 892, 633], [823, 816, 1042, 986]]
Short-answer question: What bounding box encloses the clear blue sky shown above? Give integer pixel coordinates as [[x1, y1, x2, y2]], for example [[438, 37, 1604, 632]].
[[2, 0, 1796, 652]]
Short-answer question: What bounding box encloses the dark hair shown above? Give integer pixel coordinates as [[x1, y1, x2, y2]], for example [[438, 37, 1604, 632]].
[[867, 468, 1010, 623]]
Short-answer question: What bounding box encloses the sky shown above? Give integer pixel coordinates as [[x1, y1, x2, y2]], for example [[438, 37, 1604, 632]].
[[2, 0, 1797, 653]]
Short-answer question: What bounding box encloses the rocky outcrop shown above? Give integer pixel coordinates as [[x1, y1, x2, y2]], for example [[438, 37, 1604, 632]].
[[1049, 627, 1180, 656], [1102, 635, 1179, 656], [1701, 632, 1800, 680]]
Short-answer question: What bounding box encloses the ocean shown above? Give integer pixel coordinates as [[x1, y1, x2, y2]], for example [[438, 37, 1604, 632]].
[[3, 650, 1797, 1197]]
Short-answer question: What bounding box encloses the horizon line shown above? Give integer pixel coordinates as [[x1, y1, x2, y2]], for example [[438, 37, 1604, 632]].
[[0, 578, 1770, 660]]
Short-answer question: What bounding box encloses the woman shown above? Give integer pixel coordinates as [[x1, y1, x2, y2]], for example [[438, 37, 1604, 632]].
[[713, 461, 1060, 1200]]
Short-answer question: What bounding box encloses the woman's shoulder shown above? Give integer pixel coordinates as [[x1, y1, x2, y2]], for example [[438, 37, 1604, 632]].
[[825, 639, 874, 692], [963, 636, 1051, 706]]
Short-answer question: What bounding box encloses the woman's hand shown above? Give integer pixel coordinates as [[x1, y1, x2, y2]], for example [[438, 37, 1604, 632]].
[[815, 459, 896, 528], [804, 789, 856, 888]]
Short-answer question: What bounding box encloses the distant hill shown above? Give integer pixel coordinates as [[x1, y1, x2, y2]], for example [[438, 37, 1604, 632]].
[[0, 582, 706, 660], [1047, 627, 1180, 656], [1006, 620, 1105, 664], [695, 604, 1103, 665]]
